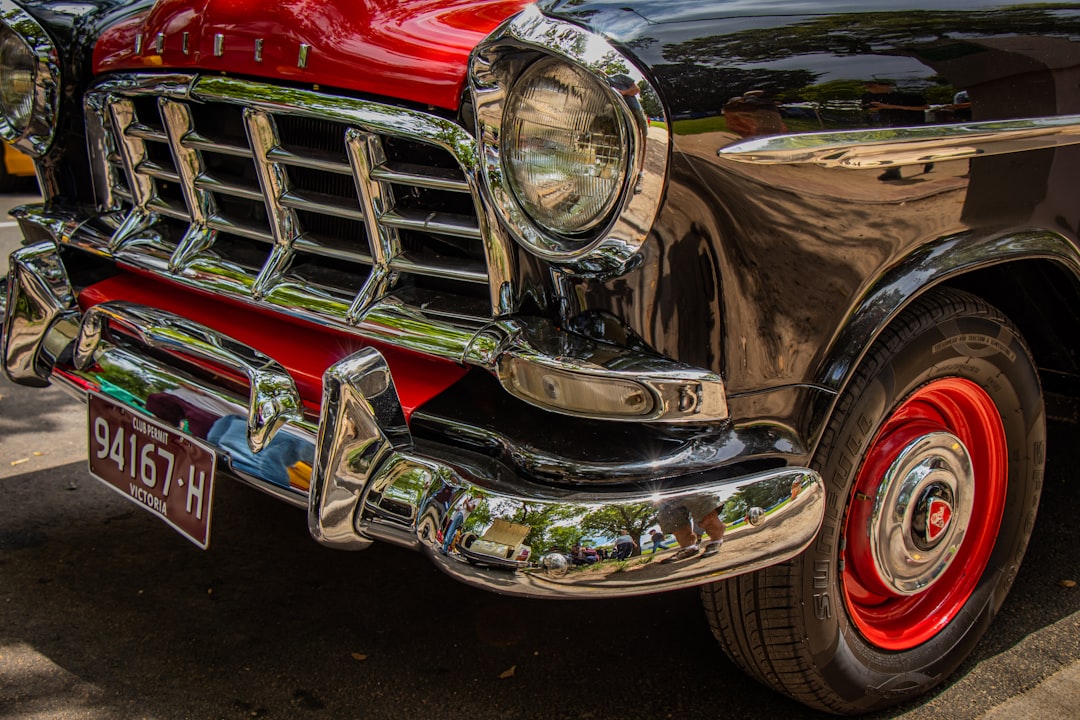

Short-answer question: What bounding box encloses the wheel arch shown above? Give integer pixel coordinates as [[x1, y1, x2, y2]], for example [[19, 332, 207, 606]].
[[808, 228, 1080, 457]]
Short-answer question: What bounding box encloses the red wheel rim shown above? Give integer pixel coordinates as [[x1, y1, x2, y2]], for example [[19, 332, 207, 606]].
[[841, 378, 1007, 650]]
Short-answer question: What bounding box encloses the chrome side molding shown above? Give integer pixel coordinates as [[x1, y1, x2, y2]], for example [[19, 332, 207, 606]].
[[718, 115, 1080, 169]]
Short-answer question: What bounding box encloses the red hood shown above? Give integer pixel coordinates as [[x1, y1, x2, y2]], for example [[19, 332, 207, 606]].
[[93, 0, 531, 110]]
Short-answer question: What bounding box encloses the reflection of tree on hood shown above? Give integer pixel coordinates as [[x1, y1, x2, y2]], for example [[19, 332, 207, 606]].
[[660, 7, 1080, 66], [649, 65, 816, 118]]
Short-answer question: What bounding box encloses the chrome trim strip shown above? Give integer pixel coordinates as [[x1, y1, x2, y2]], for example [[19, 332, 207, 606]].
[[126, 123, 168, 143], [469, 4, 670, 275], [293, 237, 373, 264], [488, 319, 728, 423], [204, 214, 271, 243], [136, 160, 180, 183], [390, 256, 488, 285], [73, 301, 303, 453], [0, 0, 60, 156], [717, 115, 1080, 169], [194, 175, 263, 202]]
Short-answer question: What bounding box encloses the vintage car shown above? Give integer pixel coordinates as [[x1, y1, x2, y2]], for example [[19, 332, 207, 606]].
[[0, 0, 1072, 713]]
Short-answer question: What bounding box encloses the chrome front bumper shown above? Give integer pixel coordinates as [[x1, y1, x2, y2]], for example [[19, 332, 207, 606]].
[[2, 237, 825, 598]]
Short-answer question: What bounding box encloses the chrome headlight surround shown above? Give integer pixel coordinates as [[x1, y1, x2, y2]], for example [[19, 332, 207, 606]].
[[0, 0, 60, 156], [469, 5, 669, 276]]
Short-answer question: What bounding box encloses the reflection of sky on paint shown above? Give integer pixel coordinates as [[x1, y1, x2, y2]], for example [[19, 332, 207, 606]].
[[748, 52, 935, 86], [623, 0, 1016, 24]]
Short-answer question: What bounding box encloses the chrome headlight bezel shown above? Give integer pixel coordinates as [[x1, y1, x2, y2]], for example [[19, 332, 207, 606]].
[[469, 5, 669, 276], [0, 0, 60, 156]]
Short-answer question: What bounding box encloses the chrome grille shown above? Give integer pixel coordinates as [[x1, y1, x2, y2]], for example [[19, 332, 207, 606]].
[[84, 73, 506, 328]]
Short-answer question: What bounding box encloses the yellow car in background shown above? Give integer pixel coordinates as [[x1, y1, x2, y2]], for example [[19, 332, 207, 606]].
[[1, 140, 35, 191]]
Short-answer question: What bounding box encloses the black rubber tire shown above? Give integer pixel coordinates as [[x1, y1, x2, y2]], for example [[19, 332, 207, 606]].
[[702, 287, 1045, 714]]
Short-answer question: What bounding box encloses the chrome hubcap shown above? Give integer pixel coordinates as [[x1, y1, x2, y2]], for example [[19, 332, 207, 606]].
[[867, 431, 974, 596]]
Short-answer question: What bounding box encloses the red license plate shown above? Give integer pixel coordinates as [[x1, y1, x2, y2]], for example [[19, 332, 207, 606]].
[[87, 392, 217, 548]]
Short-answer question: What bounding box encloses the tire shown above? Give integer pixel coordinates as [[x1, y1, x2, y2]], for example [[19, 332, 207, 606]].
[[702, 287, 1045, 714]]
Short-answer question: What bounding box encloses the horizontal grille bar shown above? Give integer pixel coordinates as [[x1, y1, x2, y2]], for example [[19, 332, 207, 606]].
[[381, 208, 482, 240], [280, 191, 366, 222], [183, 133, 252, 158]]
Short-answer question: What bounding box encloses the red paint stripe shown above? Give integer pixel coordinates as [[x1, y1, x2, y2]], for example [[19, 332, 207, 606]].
[[77, 272, 468, 419]]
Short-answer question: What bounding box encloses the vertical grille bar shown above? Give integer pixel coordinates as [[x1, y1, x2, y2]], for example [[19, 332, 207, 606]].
[[106, 96, 163, 254], [345, 128, 400, 320], [159, 98, 218, 271], [243, 109, 302, 299]]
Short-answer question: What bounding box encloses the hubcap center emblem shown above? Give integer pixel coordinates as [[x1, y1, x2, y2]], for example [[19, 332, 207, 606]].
[[925, 497, 952, 544], [912, 483, 955, 551]]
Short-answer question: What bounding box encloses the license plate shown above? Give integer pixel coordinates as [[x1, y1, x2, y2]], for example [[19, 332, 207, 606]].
[[87, 392, 217, 548]]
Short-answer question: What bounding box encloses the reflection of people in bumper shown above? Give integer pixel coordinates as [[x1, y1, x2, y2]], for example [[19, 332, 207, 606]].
[[440, 494, 478, 555], [658, 495, 726, 563], [650, 529, 665, 554], [614, 529, 637, 560], [206, 414, 313, 491]]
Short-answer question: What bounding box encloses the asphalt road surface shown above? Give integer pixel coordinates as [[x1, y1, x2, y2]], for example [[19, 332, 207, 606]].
[[2, 190, 1080, 719]]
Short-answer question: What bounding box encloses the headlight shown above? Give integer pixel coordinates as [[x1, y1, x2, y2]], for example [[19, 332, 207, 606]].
[[0, 23, 36, 134], [502, 58, 628, 238], [0, 3, 59, 156], [470, 6, 669, 276]]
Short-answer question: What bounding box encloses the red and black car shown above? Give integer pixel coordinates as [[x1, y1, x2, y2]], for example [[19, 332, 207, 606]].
[[1, 0, 1074, 712]]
